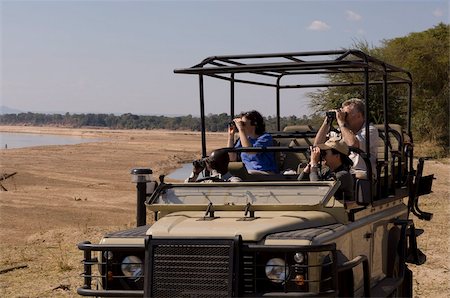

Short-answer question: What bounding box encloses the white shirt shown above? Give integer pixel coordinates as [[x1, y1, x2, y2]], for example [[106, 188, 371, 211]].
[[350, 123, 378, 178]]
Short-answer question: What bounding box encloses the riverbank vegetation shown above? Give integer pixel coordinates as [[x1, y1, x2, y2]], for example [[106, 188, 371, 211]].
[[0, 112, 322, 133]]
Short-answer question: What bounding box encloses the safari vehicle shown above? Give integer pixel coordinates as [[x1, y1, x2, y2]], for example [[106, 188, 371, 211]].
[[78, 50, 434, 297]]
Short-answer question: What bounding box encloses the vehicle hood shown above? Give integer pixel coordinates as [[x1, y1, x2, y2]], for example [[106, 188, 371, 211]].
[[148, 210, 337, 241]]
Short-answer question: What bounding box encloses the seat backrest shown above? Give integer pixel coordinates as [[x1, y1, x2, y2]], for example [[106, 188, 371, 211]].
[[354, 177, 372, 205], [274, 139, 311, 173], [375, 124, 404, 153], [282, 125, 315, 133], [374, 124, 409, 199], [273, 125, 316, 173], [228, 162, 250, 180]]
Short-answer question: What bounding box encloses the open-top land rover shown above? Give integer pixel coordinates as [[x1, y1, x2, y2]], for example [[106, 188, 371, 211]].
[[78, 50, 434, 297]]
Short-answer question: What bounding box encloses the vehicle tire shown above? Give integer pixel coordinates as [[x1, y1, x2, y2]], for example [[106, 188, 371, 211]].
[[401, 266, 413, 298], [337, 269, 354, 297], [387, 227, 412, 298], [386, 227, 401, 278]]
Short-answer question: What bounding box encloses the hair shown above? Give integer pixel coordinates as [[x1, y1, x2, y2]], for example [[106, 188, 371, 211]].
[[241, 110, 266, 135], [330, 148, 353, 168], [342, 98, 365, 117], [207, 149, 230, 175]]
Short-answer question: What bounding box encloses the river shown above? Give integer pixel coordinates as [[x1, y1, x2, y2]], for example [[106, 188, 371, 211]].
[[0, 132, 102, 149]]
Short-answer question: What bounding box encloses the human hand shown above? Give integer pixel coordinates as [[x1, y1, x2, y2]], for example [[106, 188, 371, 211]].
[[233, 118, 245, 131], [336, 109, 347, 126], [310, 146, 320, 165], [228, 119, 240, 135], [193, 165, 203, 175]]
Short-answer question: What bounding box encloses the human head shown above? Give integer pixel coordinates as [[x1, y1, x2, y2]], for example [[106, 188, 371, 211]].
[[240, 110, 266, 135], [341, 98, 365, 131], [206, 149, 230, 175], [317, 139, 353, 170]]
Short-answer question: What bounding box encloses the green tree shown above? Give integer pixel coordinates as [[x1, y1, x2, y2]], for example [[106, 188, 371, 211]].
[[309, 24, 449, 154], [380, 23, 449, 151]]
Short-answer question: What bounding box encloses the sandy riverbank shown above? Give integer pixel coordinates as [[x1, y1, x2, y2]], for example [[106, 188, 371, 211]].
[[0, 126, 227, 244], [0, 126, 448, 297]]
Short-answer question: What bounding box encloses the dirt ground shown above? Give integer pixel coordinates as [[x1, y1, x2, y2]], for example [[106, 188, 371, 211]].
[[0, 126, 448, 297]]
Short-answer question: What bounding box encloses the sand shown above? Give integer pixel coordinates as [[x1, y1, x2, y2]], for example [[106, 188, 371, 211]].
[[0, 125, 448, 297]]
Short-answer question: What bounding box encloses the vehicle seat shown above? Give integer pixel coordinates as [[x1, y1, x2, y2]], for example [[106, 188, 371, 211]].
[[375, 124, 408, 199], [228, 162, 250, 181], [275, 125, 315, 173]]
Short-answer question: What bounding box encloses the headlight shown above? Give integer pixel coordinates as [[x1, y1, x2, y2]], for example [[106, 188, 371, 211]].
[[265, 258, 289, 283], [103, 251, 114, 260], [121, 256, 143, 280], [294, 252, 305, 264]]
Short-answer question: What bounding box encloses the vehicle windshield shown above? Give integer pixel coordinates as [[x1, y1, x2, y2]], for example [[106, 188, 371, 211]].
[[146, 181, 339, 211]]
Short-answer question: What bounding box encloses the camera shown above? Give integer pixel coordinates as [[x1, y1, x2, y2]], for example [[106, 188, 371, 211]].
[[193, 158, 207, 169], [228, 121, 239, 132], [326, 111, 336, 121]]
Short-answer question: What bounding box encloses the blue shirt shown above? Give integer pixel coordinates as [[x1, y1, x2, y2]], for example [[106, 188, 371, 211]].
[[235, 133, 278, 173]]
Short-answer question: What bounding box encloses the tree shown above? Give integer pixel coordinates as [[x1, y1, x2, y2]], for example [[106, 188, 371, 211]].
[[380, 23, 449, 151], [308, 24, 449, 155]]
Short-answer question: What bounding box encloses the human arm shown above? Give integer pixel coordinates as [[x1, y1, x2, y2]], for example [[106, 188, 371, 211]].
[[336, 109, 360, 148], [298, 146, 321, 181], [185, 163, 204, 183], [227, 123, 238, 161], [314, 117, 330, 145], [235, 118, 253, 148]]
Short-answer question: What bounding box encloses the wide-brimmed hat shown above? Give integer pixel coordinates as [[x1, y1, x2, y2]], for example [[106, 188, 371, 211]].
[[317, 139, 349, 156]]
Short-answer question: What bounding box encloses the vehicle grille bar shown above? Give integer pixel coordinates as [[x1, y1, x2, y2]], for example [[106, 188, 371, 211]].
[[145, 237, 239, 298]]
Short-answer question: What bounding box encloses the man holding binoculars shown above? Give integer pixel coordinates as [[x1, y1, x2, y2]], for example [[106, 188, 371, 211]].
[[314, 98, 378, 179]]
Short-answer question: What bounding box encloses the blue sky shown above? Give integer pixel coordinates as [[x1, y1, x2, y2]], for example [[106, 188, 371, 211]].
[[1, 0, 448, 117]]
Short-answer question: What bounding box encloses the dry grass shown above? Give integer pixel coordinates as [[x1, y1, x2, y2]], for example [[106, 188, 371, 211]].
[[414, 140, 448, 159]]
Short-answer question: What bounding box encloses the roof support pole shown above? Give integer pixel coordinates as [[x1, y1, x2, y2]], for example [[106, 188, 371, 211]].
[[407, 81, 413, 135], [230, 74, 235, 119], [199, 75, 207, 157], [382, 70, 391, 194], [364, 66, 373, 201], [276, 77, 282, 131]]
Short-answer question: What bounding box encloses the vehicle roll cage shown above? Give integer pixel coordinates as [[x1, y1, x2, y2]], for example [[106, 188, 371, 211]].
[[174, 49, 413, 159]]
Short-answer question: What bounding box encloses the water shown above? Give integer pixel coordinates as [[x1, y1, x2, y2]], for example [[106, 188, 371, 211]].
[[166, 162, 193, 181], [0, 132, 102, 149]]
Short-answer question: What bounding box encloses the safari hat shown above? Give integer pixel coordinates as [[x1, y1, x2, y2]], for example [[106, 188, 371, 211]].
[[317, 139, 349, 156]]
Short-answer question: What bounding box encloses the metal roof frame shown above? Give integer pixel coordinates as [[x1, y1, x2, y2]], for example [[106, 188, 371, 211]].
[[174, 49, 413, 160]]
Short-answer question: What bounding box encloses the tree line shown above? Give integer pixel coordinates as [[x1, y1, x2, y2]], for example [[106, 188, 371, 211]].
[[0, 112, 320, 132]]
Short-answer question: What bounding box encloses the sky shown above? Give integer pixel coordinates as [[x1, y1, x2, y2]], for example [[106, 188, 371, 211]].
[[1, 0, 448, 117]]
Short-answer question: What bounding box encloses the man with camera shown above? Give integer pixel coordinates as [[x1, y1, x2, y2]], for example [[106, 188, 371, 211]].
[[314, 98, 378, 179]]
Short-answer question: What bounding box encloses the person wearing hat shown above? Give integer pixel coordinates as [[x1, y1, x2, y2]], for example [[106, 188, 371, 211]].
[[186, 149, 242, 182], [314, 98, 378, 179], [298, 139, 354, 201]]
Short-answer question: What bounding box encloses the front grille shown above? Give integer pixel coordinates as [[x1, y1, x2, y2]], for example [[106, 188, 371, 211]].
[[241, 254, 256, 294], [148, 239, 236, 297]]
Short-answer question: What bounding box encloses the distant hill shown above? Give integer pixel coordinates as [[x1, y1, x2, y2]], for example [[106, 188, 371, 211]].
[[0, 106, 24, 114]]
